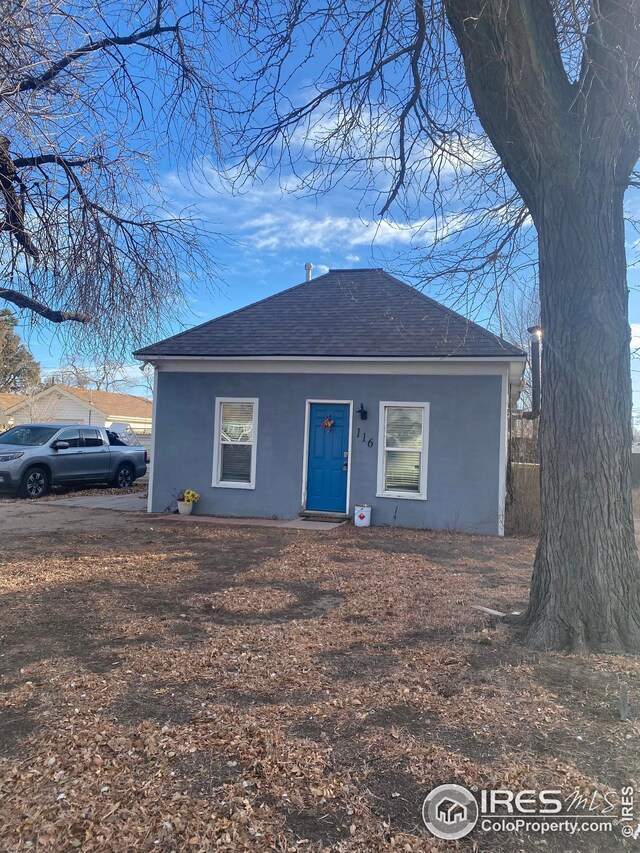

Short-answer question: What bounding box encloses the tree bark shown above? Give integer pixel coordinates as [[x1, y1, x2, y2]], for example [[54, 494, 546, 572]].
[[444, 0, 640, 651], [523, 178, 640, 652]]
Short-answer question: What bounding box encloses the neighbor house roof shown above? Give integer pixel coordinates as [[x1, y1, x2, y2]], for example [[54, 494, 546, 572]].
[[134, 268, 525, 360], [53, 386, 153, 420], [4, 384, 152, 420], [0, 392, 28, 411]]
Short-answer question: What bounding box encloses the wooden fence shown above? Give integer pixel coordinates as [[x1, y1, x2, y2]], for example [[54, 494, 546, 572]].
[[507, 462, 540, 536], [508, 456, 640, 536]]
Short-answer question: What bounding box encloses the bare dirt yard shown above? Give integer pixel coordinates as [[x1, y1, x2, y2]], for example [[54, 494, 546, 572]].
[[0, 508, 639, 852]]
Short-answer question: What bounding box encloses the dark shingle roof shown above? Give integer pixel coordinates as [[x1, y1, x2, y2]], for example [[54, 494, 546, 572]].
[[134, 269, 524, 359]]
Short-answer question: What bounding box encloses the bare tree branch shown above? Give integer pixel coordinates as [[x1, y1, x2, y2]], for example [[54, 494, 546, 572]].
[[0, 287, 89, 323], [9, 21, 180, 96], [0, 135, 38, 258], [0, 0, 220, 357], [12, 154, 98, 169], [445, 0, 576, 217]]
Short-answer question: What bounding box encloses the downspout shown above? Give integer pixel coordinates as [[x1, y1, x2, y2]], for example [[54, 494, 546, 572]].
[[506, 326, 542, 523], [523, 325, 542, 420]]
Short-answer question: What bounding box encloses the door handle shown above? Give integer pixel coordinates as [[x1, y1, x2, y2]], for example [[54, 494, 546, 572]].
[[342, 462, 348, 472]]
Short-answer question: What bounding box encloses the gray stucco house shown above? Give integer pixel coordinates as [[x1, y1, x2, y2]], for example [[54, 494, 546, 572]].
[[135, 269, 525, 535]]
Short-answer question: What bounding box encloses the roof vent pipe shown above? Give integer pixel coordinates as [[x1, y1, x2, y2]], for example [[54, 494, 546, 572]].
[[305, 262, 313, 282], [523, 325, 542, 420]]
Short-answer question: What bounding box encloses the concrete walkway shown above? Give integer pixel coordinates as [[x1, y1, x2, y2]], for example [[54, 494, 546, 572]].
[[167, 513, 345, 531], [52, 492, 148, 512], [50, 492, 346, 529], [0, 497, 148, 536], [0, 493, 346, 534]]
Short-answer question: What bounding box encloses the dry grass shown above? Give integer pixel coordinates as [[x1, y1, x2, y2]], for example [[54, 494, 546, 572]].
[[0, 517, 638, 851]]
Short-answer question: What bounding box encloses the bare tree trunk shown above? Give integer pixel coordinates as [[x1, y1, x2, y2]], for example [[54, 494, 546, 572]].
[[443, 0, 640, 651], [523, 180, 640, 651]]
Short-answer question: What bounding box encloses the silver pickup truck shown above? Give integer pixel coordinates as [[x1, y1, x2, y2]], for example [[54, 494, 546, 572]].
[[0, 423, 147, 498]]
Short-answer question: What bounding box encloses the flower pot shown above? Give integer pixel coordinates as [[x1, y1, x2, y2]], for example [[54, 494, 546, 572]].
[[177, 500, 193, 516]]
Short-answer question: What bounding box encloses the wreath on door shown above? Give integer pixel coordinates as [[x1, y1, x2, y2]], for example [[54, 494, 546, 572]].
[[321, 416, 335, 432]]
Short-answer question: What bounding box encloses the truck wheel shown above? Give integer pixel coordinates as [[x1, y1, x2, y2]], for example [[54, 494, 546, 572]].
[[19, 466, 50, 499], [113, 463, 134, 488]]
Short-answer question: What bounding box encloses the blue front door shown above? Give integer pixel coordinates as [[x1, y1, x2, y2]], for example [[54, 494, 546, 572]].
[[306, 403, 350, 512]]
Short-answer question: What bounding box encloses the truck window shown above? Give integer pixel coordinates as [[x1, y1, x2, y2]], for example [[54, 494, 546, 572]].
[[81, 428, 103, 448], [106, 430, 126, 446], [57, 428, 81, 448], [0, 426, 58, 446]]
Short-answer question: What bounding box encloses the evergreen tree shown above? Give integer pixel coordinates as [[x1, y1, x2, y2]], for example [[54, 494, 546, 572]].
[[0, 309, 41, 393]]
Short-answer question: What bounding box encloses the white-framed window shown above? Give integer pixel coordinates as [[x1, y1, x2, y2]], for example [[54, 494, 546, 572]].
[[376, 402, 429, 500], [212, 398, 258, 489]]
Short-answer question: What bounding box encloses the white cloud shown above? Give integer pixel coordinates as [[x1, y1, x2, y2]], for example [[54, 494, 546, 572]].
[[163, 167, 435, 255], [631, 323, 640, 350], [246, 212, 433, 251]]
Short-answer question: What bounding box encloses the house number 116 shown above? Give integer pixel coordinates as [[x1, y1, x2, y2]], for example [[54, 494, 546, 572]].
[[356, 427, 374, 448]]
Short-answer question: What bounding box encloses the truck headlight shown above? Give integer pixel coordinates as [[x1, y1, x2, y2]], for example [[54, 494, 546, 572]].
[[0, 452, 24, 462]]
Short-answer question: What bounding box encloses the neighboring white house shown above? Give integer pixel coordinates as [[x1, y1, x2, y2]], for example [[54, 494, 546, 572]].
[[3, 384, 153, 433], [0, 393, 28, 430]]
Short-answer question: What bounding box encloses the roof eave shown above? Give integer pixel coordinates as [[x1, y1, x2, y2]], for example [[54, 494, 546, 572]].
[[136, 353, 526, 362]]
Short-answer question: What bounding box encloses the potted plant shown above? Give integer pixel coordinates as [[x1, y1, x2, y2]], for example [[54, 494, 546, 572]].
[[176, 488, 200, 515]]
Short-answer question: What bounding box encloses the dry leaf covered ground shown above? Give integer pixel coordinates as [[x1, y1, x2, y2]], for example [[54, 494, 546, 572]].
[[0, 509, 639, 852]]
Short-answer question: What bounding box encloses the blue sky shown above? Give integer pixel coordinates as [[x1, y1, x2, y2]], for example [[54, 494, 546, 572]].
[[20, 167, 441, 367], [6, 1, 640, 422], [17, 164, 640, 413], [9, 2, 640, 413]]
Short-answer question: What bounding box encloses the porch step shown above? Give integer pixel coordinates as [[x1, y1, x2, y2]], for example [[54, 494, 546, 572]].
[[300, 510, 350, 523]]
